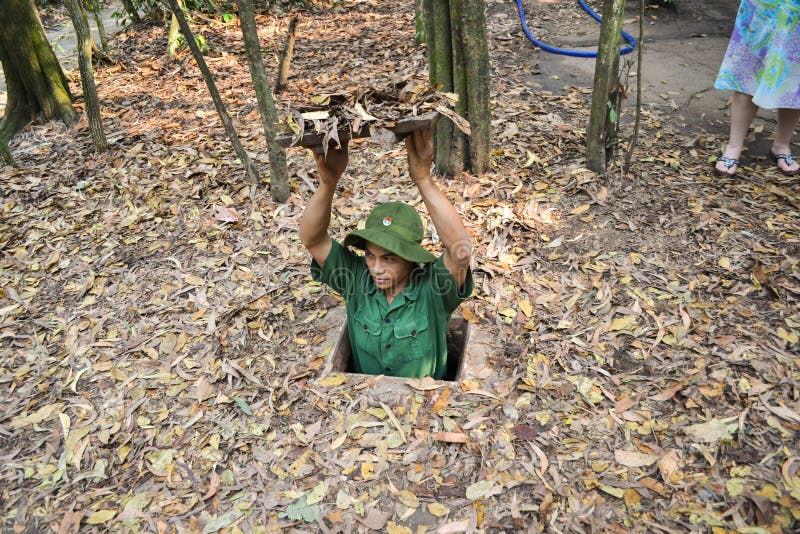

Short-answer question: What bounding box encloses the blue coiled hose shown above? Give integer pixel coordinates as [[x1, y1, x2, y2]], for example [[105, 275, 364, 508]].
[[513, 0, 637, 58]]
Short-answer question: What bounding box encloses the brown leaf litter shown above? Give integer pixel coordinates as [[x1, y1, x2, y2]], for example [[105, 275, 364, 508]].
[[1, 0, 798, 532]]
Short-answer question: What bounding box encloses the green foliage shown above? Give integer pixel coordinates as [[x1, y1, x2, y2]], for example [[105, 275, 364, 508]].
[[111, 0, 339, 25], [185, 0, 234, 12], [112, 0, 164, 24], [607, 99, 617, 124], [175, 33, 210, 54], [193, 33, 208, 53], [280, 494, 322, 523], [112, 0, 234, 25], [254, 0, 343, 9]]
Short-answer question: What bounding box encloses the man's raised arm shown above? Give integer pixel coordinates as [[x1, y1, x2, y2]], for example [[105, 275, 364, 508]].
[[299, 142, 349, 267], [406, 129, 472, 286]]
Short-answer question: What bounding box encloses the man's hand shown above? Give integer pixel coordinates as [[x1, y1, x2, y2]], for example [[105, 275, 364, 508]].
[[406, 128, 433, 184], [313, 140, 349, 187]]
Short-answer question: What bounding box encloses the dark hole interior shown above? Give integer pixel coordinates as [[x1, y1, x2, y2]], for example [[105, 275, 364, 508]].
[[331, 317, 470, 381]]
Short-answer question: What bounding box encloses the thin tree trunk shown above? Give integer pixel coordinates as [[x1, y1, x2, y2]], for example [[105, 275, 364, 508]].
[[420, 0, 433, 52], [0, 0, 77, 145], [586, 0, 625, 173], [166, 0, 260, 183], [447, 0, 467, 175], [84, 0, 108, 52], [623, 0, 644, 176], [144, 2, 165, 22], [429, 0, 454, 173], [462, 0, 490, 174], [274, 16, 297, 95], [605, 53, 621, 158], [92, 11, 108, 51], [120, 0, 140, 23], [167, 0, 184, 56], [415, 0, 430, 45], [235, 0, 290, 202], [65, 0, 107, 152]]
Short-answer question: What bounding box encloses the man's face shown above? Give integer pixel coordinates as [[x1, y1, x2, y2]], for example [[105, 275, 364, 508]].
[[364, 242, 415, 295]]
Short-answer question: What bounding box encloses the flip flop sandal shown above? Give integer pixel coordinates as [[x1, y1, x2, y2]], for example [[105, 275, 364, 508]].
[[768, 152, 800, 176], [714, 156, 738, 176]]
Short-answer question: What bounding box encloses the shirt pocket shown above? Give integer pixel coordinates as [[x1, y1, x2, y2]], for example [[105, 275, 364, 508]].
[[352, 315, 382, 359], [391, 315, 429, 363]]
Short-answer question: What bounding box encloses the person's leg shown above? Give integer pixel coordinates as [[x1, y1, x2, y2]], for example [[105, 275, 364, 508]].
[[715, 91, 759, 175], [771, 107, 800, 173]]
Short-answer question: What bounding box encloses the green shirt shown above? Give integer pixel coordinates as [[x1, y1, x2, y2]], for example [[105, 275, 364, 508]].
[[312, 240, 474, 379]]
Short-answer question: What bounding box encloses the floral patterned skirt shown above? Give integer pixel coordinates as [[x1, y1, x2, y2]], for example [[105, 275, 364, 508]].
[[715, 0, 800, 109]]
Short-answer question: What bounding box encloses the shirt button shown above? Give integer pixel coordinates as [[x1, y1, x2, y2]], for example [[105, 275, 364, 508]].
[[411, 330, 417, 336], [384, 318, 390, 324], [363, 324, 368, 330], [385, 343, 392, 349]]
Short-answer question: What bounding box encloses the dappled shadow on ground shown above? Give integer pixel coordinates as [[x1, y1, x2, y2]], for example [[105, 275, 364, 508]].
[[1, 0, 798, 532]]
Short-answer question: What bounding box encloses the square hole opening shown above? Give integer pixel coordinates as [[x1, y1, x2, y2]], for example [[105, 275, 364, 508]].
[[330, 317, 472, 381]]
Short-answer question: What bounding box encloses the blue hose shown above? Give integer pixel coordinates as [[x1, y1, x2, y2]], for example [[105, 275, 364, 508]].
[[513, 0, 637, 58]]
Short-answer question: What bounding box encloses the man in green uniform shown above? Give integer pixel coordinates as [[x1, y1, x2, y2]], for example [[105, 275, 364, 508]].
[[299, 128, 473, 379]]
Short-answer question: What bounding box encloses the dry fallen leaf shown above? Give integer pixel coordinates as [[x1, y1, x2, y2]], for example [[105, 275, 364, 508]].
[[569, 203, 591, 215], [427, 502, 450, 517], [85, 509, 117, 525], [319, 374, 348, 387], [213, 205, 240, 223], [684, 416, 739, 443], [615, 449, 658, 468], [406, 376, 444, 391], [398, 490, 419, 508]]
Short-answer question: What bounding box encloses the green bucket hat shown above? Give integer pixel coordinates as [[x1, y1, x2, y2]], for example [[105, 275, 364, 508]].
[[343, 202, 436, 264]]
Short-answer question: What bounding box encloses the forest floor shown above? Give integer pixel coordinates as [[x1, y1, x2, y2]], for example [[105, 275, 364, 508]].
[[1, 0, 799, 532]]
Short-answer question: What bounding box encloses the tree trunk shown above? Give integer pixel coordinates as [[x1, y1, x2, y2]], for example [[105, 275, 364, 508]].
[[426, 0, 491, 176], [92, 10, 109, 52], [143, 2, 165, 22], [623, 0, 645, 176], [429, 0, 454, 173], [462, 0, 490, 174], [415, 0, 429, 45], [447, 0, 467, 175], [120, 0, 140, 23], [167, 0, 185, 56], [0, 0, 77, 145], [586, 0, 625, 173], [605, 58, 621, 157], [65, 0, 108, 152], [274, 16, 297, 95], [235, 0, 291, 202], [166, 0, 260, 184], [84, 0, 108, 52], [419, 0, 432, 46]]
